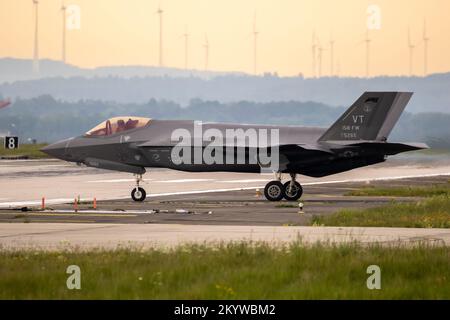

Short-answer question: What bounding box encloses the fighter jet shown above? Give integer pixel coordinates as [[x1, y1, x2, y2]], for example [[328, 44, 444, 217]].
[[41, 92, 428, 202]]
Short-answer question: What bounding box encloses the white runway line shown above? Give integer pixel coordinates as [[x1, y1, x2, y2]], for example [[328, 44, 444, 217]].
[[145, 187, 261, 198], [1, 172, 450, 209], [87, 178, 146, 183], [221, 179, 270, 183], [87, 178, 213, 183], [157, 179, 214, 183], [41, 209, 153, 214], [0, 198, 75, 208], [34, 164, 69, 168]]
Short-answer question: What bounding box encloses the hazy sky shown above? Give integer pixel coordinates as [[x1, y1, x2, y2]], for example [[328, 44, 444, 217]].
[[1, 0, 450, 77]]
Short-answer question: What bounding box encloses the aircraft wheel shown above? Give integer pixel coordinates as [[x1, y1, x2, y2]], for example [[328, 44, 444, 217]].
[[131, 187, 146, 202], [264, 181, 285, 201], [283, 181, 303, 201]]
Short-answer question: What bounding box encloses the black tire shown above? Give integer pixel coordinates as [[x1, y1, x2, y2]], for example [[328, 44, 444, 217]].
[[131, 187, 146, 202], [264, 180, 285, 201], [283, 181, 303, 201]]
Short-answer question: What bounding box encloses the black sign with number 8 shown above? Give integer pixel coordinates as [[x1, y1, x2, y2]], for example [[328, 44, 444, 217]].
[[4, 136, 19, 149]]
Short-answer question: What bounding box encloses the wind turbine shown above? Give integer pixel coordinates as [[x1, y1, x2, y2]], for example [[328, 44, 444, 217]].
[[61, 2, 67, 63], [423, 19, 430, 76], [364, 29, 371, 78], [156, 5, 164, 67], [407, 27, 415, 76], [336, 59, 341, 77], [32, 0, 39, 74], [316, 39, 326, 78], [203, 34, 209, 71], [329, 33, 335, 76], [181, 25, 189, 70], [252, 11, 259, 75], [311, 30, 317, 78]]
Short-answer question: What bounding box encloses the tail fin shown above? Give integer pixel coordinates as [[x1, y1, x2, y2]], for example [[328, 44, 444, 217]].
[[318, 92, 412, 142]]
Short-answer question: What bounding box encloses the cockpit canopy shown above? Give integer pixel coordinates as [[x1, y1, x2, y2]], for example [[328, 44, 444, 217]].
[[85, 117, 151, 136]]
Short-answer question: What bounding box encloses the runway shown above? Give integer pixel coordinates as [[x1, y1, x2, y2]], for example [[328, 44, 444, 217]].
[[1, 158, 450, 208], [0, 187, 431, 226], [0, 169, 448, 226]]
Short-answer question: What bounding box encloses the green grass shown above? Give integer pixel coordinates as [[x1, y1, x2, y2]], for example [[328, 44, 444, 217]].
[[0, 142, 49, 159], [312, 196, 450, 228], [329, 184, 450, 228], [0, 243, 448, 299], [345, 184, 450, 197]]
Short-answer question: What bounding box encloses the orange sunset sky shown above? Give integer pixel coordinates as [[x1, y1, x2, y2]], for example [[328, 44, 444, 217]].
[[1, 0, 450, 77]]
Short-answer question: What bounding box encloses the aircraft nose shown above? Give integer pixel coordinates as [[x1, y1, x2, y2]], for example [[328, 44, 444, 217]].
[[41, 139, 71, 160]]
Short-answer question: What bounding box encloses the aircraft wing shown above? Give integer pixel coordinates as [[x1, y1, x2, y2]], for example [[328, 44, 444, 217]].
[[278, 143, 333, 154], [276, 141, 428, 175], [322, 140, 429, 155]]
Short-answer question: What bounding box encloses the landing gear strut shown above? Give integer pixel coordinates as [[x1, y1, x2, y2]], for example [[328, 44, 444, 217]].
[[131, 173, 146, 202], [263, 173, 303, 202]]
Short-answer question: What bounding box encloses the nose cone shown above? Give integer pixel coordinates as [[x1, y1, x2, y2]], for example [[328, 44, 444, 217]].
[[41, 138, 72, 160]]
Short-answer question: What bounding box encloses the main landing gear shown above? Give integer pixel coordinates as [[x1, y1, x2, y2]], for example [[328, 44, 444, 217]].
[[264, 173, 303, 202], [131, 173, 146, 202]]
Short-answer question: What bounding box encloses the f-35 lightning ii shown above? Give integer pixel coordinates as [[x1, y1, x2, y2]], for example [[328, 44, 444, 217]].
[[42, 92, 428, 202]]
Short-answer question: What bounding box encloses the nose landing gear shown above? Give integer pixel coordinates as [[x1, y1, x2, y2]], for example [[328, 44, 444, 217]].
[[263, 173, 303, 201], [131, 173, 146, 202]]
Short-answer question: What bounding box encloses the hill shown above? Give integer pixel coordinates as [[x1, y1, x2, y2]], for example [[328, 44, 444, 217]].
[[1, 58, 450, 113]]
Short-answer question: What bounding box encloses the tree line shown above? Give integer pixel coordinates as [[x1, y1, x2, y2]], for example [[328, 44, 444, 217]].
[[0, 95, 449, 148]]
